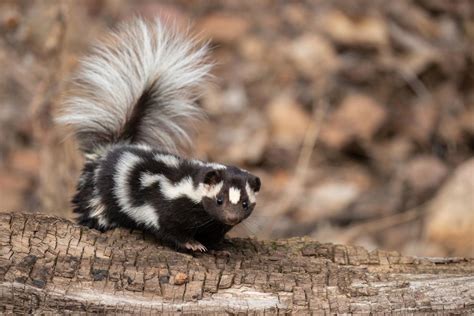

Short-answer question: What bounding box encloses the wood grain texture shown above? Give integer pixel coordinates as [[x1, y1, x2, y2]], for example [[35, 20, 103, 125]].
[[0, 212, 473, 314]]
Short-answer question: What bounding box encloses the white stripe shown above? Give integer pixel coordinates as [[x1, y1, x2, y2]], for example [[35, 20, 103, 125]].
[[191, 159, 227, 170], [246, 182, 257, 203], [114, 152, 160, 229], [97, 216, 109, 228], [141, 173, 223, 203], [89, 167, 110, 228], [206, 162, 227, 170], [191, 159, 205, 167], [141, 173, 161, 187], [135, 144, 152, 151], [89, 197, 105, 218], [155, 153, 180, 168], [229, 187, 241, 204], [88, 196, 110, 229], [85, 153, 99, 160]]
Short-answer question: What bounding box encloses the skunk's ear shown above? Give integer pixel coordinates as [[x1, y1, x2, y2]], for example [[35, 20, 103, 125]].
[[249, 176, 261, 192], [203, 170, 223, 185]]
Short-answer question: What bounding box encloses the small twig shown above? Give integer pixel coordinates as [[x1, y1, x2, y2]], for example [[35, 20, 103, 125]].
[[294, 99, 330, 192], [262, 99, 329, 237], [339, 203, 429, 243], [398, 69, 430, 99]]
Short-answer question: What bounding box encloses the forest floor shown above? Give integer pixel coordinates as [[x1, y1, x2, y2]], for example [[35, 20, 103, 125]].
[[0, 0, 472, 257]]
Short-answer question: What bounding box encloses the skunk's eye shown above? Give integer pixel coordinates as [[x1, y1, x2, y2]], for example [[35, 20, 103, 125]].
[[216, 197, 224, 206], [242, 201, 248, 209]]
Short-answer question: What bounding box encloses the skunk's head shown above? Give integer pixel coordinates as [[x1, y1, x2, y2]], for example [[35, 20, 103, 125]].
[[200, 166, 260, 226]]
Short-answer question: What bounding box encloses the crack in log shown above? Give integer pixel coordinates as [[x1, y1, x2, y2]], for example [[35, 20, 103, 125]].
[[0, 212, 473, 314]]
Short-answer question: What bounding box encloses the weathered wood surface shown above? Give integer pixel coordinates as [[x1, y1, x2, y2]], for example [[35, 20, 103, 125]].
[[0, 213, 473, 314]]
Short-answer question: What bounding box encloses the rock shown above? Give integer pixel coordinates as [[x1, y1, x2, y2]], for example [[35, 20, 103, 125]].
[[173, 272, 188, 285], [321, 94, 386, 149], [320, 10, 388, 47], [285, 34, 338, 79], [266, 94, 310, 149], [425, 158, 474, 256], [297, 181, 364, 223], [402, 155, 448, 200], [197, 14, 250, 43]]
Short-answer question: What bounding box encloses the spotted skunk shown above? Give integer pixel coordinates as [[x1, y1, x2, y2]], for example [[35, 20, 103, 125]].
[[57, 18, 260, 252]]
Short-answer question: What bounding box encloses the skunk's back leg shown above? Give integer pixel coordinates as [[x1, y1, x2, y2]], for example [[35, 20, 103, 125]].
[[75, 213, 108, 232], [72, 158, 112, 232]]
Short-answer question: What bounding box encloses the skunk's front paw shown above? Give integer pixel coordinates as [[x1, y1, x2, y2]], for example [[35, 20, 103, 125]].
[[183, 240, 207, 252]]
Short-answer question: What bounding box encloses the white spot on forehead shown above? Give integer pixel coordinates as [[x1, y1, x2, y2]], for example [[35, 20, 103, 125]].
[[229, 187, 241, 204], [155, 153, 180, 168], [246, 182, 257, 203]]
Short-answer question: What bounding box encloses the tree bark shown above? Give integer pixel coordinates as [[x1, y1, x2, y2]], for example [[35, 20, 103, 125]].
[[0, 213, 472, 314]]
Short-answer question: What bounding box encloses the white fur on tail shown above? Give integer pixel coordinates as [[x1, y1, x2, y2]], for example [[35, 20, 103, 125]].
[[57, 18, 212, 153]]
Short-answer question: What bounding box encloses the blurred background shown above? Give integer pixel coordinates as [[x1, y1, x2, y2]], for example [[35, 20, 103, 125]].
[[0, 0, 473, 257]]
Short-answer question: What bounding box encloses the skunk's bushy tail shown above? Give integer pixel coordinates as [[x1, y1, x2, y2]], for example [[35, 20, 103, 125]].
[[57, 18, 212, 154]]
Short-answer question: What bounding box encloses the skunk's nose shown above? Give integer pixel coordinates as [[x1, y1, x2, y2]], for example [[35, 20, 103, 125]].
[[225, 213, 241, 225]]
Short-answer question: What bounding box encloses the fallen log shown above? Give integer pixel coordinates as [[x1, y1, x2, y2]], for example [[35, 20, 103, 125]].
[[0, 213, 472, 314]]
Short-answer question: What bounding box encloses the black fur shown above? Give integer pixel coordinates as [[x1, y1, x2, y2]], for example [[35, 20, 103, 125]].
[[73, 144, 260, 251], [61, 18, 261, 252]]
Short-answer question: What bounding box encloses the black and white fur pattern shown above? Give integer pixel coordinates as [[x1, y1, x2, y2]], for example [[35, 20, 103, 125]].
[[57, 18, 211, 154], [57, 18, 260, 252]]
